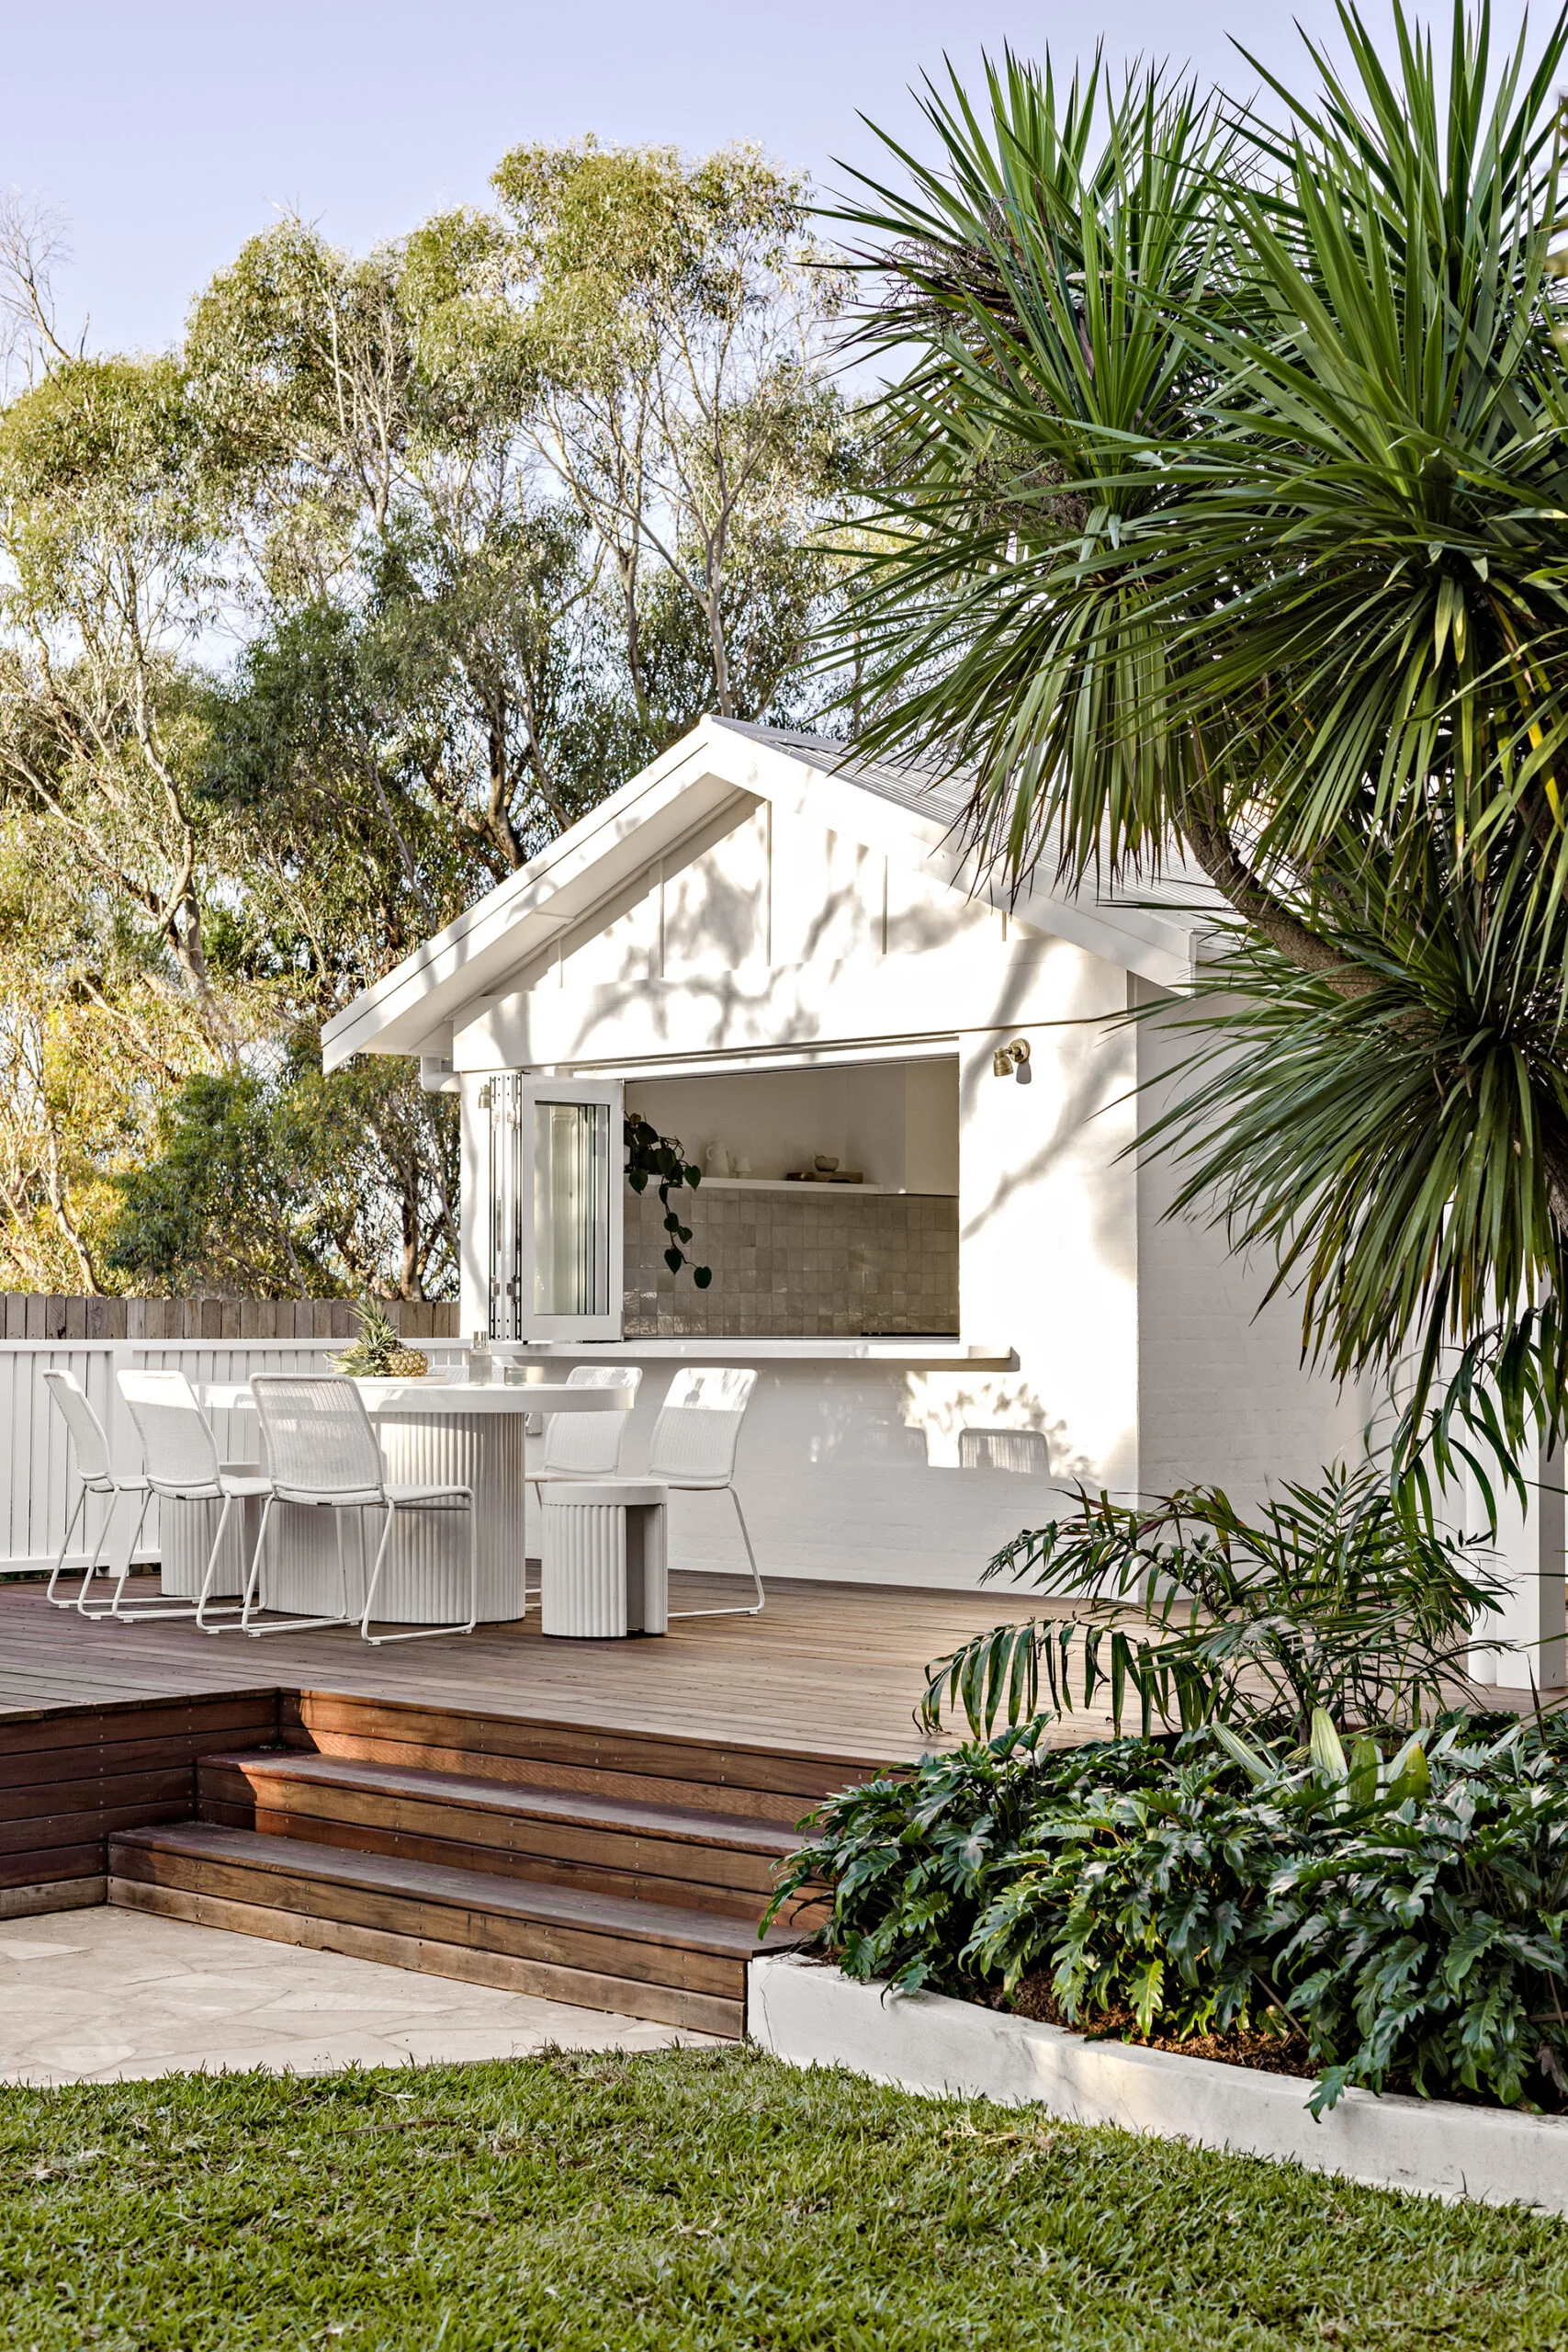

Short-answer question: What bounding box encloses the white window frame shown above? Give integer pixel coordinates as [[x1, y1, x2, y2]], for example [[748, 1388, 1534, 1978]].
[[487, 1074, 624, 1342]]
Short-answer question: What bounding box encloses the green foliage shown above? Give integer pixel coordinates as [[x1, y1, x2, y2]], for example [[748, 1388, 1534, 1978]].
[[1, 2052, 1564, 2349], [920, 1465, 1505, 1742], [829, 5, 1568, 1422], [1133, 879, 1568, 1436], [0, 132, 856, 1298], [106, 1046, 457, 1300], [625, 1110, 710, 1285], [773, 1712, 1568, 2114]]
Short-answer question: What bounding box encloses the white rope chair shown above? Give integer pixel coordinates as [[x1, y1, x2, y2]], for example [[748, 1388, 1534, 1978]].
[[525, 1366, 642, 1597], [116, 1370, 270, 1631], [249, 1375, 478, 1645], [646, 1366, 762, 1619], [41, 1369, 152, 1615]]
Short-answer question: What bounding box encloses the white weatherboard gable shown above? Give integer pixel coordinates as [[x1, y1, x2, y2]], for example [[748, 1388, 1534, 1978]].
[[321, 734, 738, 1069], [324, 718, 1213, 1072]]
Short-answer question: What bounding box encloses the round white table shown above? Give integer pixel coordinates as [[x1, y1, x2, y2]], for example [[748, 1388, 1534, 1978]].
[[177, 1375, 636, 1624]]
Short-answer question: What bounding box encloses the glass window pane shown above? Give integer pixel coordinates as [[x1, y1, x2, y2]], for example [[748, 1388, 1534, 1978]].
[[534, 1100, 611, 1316]]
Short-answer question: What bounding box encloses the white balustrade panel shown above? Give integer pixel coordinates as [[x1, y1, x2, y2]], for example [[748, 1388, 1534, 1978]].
[[0, 1344, 122, 1573], [2, 1340, 522, 1621]]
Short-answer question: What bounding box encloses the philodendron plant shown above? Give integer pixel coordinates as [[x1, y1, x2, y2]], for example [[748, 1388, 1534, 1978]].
[[625, 1112, 711, 1287], [768, 1706, 1568, 2115], [920, 1466, 1508, 1744]]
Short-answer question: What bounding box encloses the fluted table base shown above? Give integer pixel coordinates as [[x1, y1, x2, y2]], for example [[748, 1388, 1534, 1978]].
[[257, 1412, 526, 1625]]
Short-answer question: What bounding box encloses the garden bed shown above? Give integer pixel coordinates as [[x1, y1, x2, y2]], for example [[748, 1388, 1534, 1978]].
[[749, 1951, 1568, 2214]]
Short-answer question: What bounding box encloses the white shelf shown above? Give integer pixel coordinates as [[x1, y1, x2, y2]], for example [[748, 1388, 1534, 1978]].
[[694, 1178, 957, 1196]]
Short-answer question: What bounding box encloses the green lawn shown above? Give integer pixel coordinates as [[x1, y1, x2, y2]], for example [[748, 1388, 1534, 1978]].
[[0, 2048, 1562, 2349]]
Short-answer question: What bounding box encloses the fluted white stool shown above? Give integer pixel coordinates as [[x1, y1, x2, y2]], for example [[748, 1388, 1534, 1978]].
[[539, 1480, 668, 1639]]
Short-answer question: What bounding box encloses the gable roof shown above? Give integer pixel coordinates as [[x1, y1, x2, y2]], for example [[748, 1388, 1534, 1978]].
[[321, 715, 1220, 1070]]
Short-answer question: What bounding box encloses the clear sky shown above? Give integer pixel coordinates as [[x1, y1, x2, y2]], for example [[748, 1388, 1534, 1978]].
[[0, 0, 1540, 358]]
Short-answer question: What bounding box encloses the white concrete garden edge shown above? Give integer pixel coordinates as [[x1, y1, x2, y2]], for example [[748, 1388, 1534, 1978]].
[[749, 1951, 1568, 2214]]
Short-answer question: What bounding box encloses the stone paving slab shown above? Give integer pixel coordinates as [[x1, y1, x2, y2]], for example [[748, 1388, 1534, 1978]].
[[0, 1905, 719, 2085]]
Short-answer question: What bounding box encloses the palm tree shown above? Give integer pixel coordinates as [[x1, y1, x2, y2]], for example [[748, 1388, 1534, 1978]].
[[831, 5, 1568, 1459]]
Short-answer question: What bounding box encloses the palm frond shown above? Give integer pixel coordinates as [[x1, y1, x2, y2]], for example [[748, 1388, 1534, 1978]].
[[921, 1467, 1508, 1739]]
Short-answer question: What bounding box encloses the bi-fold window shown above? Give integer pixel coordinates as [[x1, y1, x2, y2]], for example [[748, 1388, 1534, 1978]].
[[486, 1075, 624, 1340]]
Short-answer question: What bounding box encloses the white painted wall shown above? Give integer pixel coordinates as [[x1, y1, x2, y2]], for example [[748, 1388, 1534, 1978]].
[[1134, 986, 1372, 1506], [906, 1059, 961, 1195], [540, 1352, 1075, 1593]]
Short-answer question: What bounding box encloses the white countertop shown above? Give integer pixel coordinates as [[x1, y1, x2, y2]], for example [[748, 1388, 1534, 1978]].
[[491, 1339, 1012, 1367]]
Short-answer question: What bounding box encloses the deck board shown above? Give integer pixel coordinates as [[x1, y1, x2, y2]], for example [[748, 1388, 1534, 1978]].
[[0, 1575, 1085, 1762]]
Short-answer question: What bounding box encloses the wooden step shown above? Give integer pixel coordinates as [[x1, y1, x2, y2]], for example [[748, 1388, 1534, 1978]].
[[283, 1690, 883, 1827], [109, 1823, 802, 2038], [197, 1749, 802, 1923]]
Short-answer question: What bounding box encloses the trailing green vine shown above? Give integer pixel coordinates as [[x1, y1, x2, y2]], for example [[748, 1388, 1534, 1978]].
[[625, 1112, 711, 1286]]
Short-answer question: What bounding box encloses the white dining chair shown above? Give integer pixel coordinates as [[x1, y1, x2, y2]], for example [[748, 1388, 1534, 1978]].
[[526, 1364, 643, 1603], [646, 1365, 762, 1619], [41, 1369, 152, 1615], [116, 1370, 271, 1631], [528, 1364, 643, 1500], [248, 1375, 478, 1645]]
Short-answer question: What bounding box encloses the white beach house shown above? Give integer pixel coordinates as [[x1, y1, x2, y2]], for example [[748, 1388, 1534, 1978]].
[[321, 717, 1382, 1594]]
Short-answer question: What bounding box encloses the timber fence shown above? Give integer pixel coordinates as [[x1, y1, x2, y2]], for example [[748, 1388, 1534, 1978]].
[[0, 1295, 461, 1578], [0, 1295, 459, 1341]]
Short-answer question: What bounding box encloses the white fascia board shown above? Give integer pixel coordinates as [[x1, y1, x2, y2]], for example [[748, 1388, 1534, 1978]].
[[712, 727, 1205, 992], [321, 737, 738, 1069]]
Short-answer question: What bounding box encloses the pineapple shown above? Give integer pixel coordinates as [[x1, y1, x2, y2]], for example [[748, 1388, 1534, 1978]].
[[332, 1295, 428, 1378]]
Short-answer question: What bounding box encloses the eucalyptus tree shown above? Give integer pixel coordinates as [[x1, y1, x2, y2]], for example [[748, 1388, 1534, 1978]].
[[486, 138, 855, 738], [0, 744, 219, 1294], [831, 5, 1568, 1446], [186, 144, 856, 864], [186, 220, 602, 878], [107, 1047, 459, 1303], [0, 355, 235, 1034]]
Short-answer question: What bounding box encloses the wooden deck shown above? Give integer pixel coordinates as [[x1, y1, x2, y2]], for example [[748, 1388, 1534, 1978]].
[[0, 1572, 1071, 2029], [0, 1573, 1052, 1761], [2, 1572, 1529, 2033]]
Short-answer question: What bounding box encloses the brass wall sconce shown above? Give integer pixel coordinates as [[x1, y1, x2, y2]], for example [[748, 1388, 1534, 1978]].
[[992, 1038, 1032, 1084]]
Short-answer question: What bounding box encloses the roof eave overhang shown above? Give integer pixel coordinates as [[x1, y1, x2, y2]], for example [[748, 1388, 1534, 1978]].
[[321, 734, 746, 1069], [323, 718, 1210, 1067], [716, 730, 1208, 993]]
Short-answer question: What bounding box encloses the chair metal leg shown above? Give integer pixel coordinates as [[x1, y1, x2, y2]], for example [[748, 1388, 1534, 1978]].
[[239, 1494, 273, 1631], [357, 1503, 397, 1641], [195, 1494, 239, 1632], [242, 1497, 356, 1636], [107, 1489, 241, 1625], [83, 1488, 152, 1618], [361, 1500, 479, 1645], [666, 1484, 765, 1618], [46, 1489, 88, 1608], [732, 1484, 765, 1613]]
